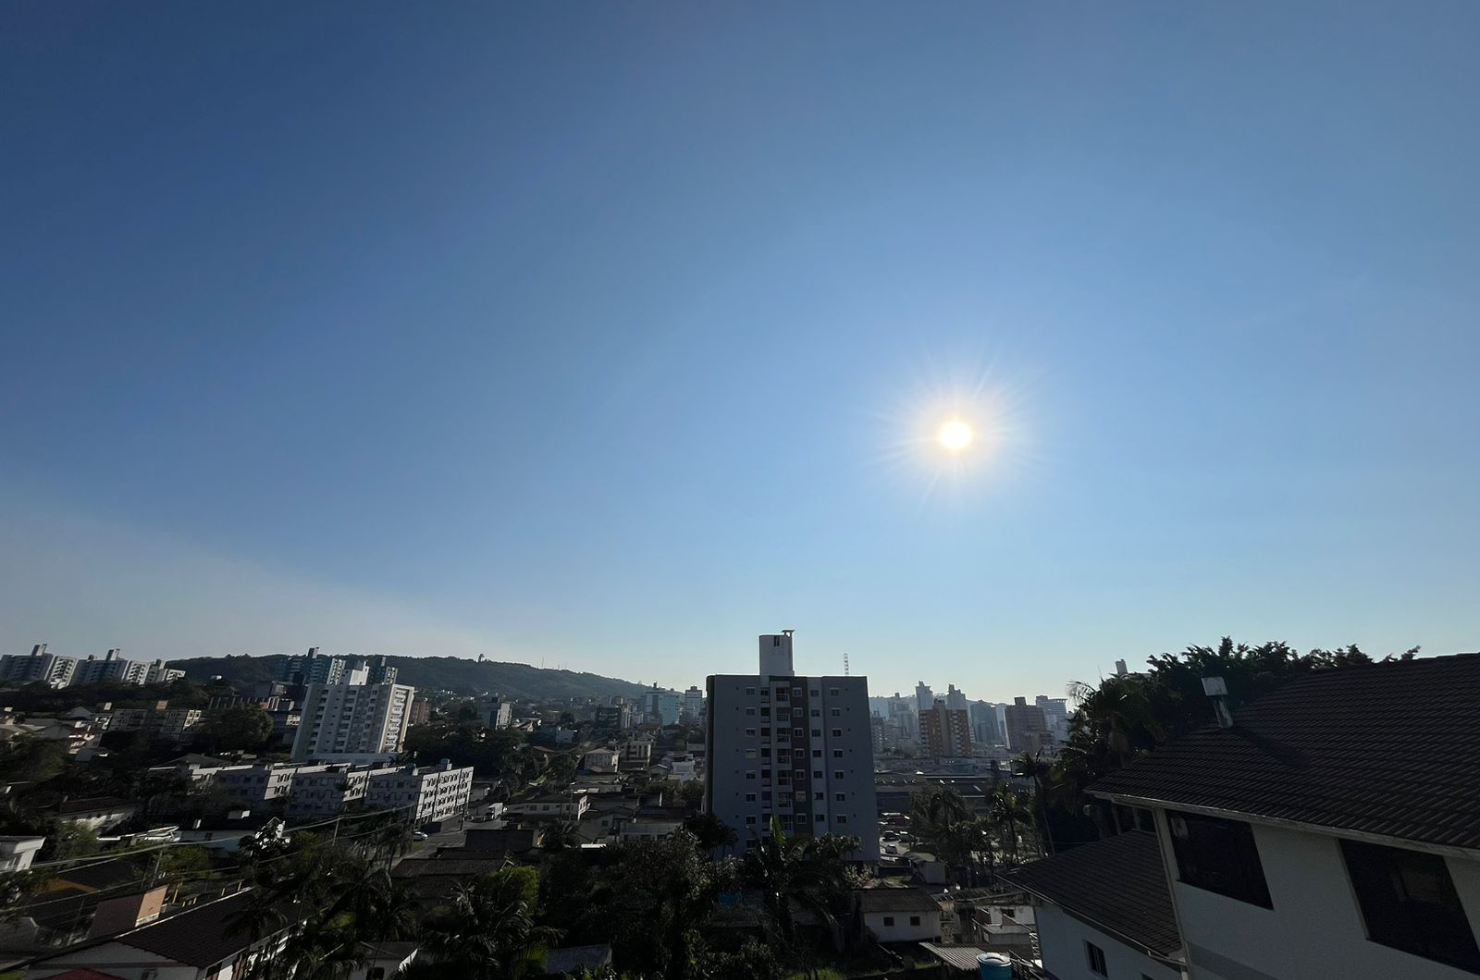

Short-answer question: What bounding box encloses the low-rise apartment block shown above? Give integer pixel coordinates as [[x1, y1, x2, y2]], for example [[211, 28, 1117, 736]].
[[367, 760, 475, 825]]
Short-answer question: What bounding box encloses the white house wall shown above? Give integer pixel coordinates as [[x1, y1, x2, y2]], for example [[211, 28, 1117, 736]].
[[1034, 904, 1179, 980], [1155, 810, 1480, 980]]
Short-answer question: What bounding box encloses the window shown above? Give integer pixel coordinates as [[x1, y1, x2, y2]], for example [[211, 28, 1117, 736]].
[[833, 749, 844, 758], [793, 707, 804, 717], [836, 815, 847, 825], [815, 792, 825, 800], [831, 728, 842, 737], [760, 707, 771, 717], [815, 813, 825, 822], [830, 708, 841, 717], [794, 727, 805, 737], [745, 749, 756, 759], [813, 770, 822, 779], [812, 749, 822, 758], [810, 688, 820, 697], [811, 728, 821, 737], [792, 687, 803, 697], [744, 728, 756, 737], [745, 771, 756, 780], [745, 687, 755, 696], [829, 687, 839, 696], [908, 915, 920, 926], [793, 769, 805, 779], [1085, 942, 1107, 976], [835, 792, 846, 802], [882, 916, 895, 927], [1342, 839, 1480, 972], [745, 707, 755, 716], [745, 793, 757, 802], [1167, 810, 1272, 908], [775, 688, 789, 700], [761, 791, 772, 802], [760, 748, 771, 758], [760, 726, 770, 736], [833, 770, 844, 780], [811, 709, 821, 717]]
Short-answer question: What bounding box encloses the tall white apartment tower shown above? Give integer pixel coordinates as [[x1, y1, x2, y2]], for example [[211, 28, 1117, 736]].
[[291, 682, 415, 764], [705, 633, 879, 862]]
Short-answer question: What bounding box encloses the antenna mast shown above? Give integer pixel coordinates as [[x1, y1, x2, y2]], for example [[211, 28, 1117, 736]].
[[843, 652, 850, 676]]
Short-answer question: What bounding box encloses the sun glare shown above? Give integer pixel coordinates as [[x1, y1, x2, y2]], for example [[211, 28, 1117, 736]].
[[937, 418, 974, 454]]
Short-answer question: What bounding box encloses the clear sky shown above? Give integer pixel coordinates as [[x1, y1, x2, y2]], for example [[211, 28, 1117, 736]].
[[4, 2, 1479, 702]]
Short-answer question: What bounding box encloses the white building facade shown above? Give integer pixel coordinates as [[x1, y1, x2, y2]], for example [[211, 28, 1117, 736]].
[[291, 681, 414, 763]]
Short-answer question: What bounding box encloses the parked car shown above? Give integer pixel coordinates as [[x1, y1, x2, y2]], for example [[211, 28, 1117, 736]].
[[411, 830, 429, 841]]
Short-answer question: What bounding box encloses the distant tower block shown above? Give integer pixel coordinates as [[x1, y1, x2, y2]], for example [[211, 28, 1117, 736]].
[[759, 631, 795, 677]]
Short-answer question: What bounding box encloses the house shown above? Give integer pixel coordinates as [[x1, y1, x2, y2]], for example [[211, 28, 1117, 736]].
[[52, 798, 137, 834], [24, 890, 288, 980], [505, 792, 589, 821], [857, 886, 944, 944], [1083, 653, 1480, 980], [1003, 831, 1181, 980], [617, 807, 687, 841], [582, 748, 620, 774]]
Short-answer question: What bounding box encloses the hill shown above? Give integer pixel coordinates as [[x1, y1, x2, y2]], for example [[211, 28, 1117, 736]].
[[171, 654, 651, 701]]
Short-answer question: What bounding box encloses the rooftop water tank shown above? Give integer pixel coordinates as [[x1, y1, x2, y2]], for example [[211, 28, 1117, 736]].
[[977, 952, 1011, 980]]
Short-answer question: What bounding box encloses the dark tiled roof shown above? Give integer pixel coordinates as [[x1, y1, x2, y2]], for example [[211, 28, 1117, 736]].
[[856, 887, 941, 914], [1090, 653, 1480, 850], [55, 860, 141, 892], [120, 892, 263, 968], [1002, 831, 1178, 956]]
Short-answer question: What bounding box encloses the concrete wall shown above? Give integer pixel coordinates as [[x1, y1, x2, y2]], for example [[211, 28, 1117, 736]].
[[863, 908, 942, 943], [1155, 809, 1480, 980]]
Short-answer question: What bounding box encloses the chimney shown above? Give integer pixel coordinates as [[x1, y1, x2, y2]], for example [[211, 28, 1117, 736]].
[[1202, 677, 1234, 728]]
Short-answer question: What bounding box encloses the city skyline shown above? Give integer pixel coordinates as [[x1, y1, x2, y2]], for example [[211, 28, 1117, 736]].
[[4, 3, 1479, 700]]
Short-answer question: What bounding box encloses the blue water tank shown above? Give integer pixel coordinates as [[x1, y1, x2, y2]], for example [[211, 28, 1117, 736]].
[[976, 952, 1012, 980]]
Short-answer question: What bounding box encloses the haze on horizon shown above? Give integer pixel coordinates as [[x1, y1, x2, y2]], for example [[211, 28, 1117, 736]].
[[3, 2, 1478, 703]]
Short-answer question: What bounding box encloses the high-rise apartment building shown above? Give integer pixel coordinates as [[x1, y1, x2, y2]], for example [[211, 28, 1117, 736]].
[[945, 684, 968, 711], [1003, 696, 1049, 753], [0, 644, 78, 688], [291, 681, 415, 763], [969, 700, 1000, 746], [280, 647, 346, 686], [705, 633, 879, 861], [681, 686, 705, 722], [921, 700, 974, 757], [73, 649, 151, 686], [915, 681, 935, 713]]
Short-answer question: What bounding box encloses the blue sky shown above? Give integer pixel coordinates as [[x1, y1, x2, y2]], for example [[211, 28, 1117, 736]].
[[3, 2, 1478, 701]]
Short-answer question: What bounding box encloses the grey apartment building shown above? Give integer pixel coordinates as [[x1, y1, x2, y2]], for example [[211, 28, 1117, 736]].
[[705, 633, 880, 862]]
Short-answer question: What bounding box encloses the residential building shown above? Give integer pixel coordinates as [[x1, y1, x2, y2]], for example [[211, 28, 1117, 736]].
[[681, 685, 705, 723], [505, 792, 590, 821], [1036, 695, 1070, 739], [106, 702, 203, 744], [145, 659, 186, 684], [24, 890, 289, 980], [52, 797, 137, 833], [480, 697, 513, 729], [72, 649, 151, 686], [968, 700, 1000, 746], [362, 655, 398, 684], [292, 681, 414, 763], [1023, 653, 1480, 980], [213, 762, 323, 805], [945, 684, 968, 711], [643, 686, 682, 726], [583, 748, 620, 773], [408, 697, 432, 726], [915, 681, 935, 713], [288, 764, 399, 817], [619, 807, 688, 841], [280, 646, 347, 685], [621, 736, 653, 769], [856, 887, 944, 944], [1005, 830, 1181, 980], [366, 760, 475, 825], [705, 632, 880, 861], [0, 644, 77, 688], [1002, 696, 1048, 753], [921, 700, 973, 758]]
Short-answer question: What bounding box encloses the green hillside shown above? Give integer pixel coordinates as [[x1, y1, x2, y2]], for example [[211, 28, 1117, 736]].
[[172, 654, 650, 700]]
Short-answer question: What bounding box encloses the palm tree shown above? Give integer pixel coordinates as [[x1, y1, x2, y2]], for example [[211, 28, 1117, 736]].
[[419, 869, 559, 980], [1015, 752, 1057, 856], [740, 819, 862, 971], [988, 785, 1031, 867]]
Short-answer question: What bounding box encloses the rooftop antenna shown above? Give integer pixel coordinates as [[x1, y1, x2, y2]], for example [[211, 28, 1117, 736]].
[[843, 652, 850, 676]]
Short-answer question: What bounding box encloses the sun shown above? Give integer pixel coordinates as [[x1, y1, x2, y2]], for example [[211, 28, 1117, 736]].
[[937, 418, 974, 454]]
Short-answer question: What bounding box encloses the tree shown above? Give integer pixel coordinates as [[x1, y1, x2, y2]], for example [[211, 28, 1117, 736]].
[[417, 867, 557, 980], [682, 811, 735, 851], [740, 819, 863, 971], [206, 705, 274, 752]]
